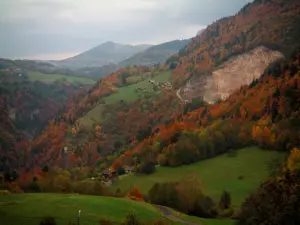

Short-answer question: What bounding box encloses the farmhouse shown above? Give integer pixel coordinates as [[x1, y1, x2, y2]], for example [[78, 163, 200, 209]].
[[124, 166, 134, 173], [101, 169, 117, 181]]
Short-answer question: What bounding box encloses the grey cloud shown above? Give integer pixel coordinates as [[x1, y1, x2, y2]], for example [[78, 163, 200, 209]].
[[0, 0, 252, 59]]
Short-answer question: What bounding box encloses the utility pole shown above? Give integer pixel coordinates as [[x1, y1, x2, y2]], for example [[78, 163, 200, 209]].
[[77, 209, 81, 225]]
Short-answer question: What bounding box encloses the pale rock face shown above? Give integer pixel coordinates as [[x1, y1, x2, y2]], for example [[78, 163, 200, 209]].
[[205, 46, 284, 103], [180, 46, 284, 104]]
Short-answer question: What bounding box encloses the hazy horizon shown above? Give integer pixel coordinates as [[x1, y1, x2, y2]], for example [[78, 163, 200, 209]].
[[0, 0, 252, 60]]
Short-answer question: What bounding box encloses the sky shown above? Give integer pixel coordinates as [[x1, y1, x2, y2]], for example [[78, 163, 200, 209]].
[[0, 0, 252, 60]]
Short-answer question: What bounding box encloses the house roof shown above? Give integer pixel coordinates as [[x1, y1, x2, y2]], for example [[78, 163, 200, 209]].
[[102, 169, 116, 175], [102, 170, 111, 175], [124, 166, 134, 170]]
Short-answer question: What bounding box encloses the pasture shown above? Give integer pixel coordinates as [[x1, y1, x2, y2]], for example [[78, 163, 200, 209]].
[[103, 71, 171, 104], [0, 193, 163, 225], [113, 147, 286, 209], [27, 71, 95, 85]]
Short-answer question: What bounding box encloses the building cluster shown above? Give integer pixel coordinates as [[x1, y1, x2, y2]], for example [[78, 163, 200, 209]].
[[149, 79, 172, 90], [99, 166, 134, 186]]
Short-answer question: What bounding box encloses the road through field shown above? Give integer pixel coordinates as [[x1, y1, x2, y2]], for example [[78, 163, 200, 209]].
[[156, 205, 201, 225]]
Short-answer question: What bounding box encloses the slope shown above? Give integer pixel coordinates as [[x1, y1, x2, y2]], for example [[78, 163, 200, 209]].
[[113, 147, 285, 208], [120, 39, 190, 67], [28, 0, 300, 172], [168, 0, 300, 89], [0, 60, 93, 171], [0, 193, 163, 225], [55, 42, 152, 70]]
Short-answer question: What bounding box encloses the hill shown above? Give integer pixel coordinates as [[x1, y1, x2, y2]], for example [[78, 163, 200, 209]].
[[168, 0, 300, 88], [0, 60, 94, 171], [120, 39, 190, 67], [54, 42, 152, 70], [23, 0, 300, 172], [0, 193, 163, 225], [180, 46, 284, 103], [112, 147, 286, 209]]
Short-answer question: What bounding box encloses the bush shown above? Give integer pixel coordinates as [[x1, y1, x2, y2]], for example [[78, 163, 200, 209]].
[[218, 208, 234, 218], [149, 219, 170, 225], [0, 190, 11, 196], [191, 195, 217, 218], [39, 217, 56, 225], [238, 175, 245, 180], [123, 211, 142, 225], [117, 167, 126, 176], [137, 161, 156, 174], [115, 188, 125, 198], [99, 217, 113, 225], [219, 190, 231, 210], [128, 186, 144, 201]]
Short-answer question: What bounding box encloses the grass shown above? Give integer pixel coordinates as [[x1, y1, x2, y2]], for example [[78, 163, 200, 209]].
[[0, 193, 163, 225], [77, 71, 171, 130], [103, 71, 171, 104], [113, 147, 286, 209], [27, 71, 95, 85], [77, 104, 105, 130]]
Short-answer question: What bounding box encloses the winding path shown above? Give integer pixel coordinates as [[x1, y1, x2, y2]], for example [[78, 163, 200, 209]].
[[176, 88, 189, 103], [155, 205, 201, 225]]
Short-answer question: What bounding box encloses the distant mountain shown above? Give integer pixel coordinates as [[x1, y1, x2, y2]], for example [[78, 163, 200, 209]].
[[52, 42, 152, 70], [119, 39, 190, 67]]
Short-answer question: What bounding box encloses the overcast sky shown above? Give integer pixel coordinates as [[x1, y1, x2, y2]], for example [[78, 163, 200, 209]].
[[0, 0, 251, 60]]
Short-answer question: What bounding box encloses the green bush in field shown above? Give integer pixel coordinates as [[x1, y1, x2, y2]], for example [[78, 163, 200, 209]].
[[0, 190, 11, 196]]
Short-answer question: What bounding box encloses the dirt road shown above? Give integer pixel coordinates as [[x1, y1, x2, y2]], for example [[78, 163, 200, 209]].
[[155, 205, 201, 225]]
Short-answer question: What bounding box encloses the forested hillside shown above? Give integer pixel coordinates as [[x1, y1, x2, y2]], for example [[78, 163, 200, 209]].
[[168, 0, 300, 87], [0, 60, 92, 171], [18, 0, 299, 172], [1, 0, 300, 224], [114, 48, 299, 168]]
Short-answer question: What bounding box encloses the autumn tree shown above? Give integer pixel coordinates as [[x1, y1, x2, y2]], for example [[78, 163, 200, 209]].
[[128, 186, 143, 201], [287, 148, 300, 172]]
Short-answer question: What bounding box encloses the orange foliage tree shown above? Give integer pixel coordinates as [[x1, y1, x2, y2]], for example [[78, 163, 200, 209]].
[[128, 185, 144, 201]]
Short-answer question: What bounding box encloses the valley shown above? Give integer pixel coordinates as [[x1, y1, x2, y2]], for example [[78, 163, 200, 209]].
[[0, 0, 300, 225]]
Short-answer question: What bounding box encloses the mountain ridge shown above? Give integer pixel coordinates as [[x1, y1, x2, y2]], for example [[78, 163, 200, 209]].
[[52, 42, 153, 70], [119, 39, 191, 67]]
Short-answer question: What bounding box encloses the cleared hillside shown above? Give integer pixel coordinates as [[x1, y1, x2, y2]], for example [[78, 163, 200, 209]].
[[113, 147, 286, 209]]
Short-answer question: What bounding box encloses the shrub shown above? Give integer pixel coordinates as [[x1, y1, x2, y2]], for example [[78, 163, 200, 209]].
[[123, 211, 142, 225], [0, 190, 11, 196], [115, 188, 125, 198], [238, 175, 245, 180], [219, 208, 234, 218], [219, 190, 231, 210], [150, 219, 170, 225], [128, 186, 144, 201], [99, 217, 113, 225], [137, 161, 156, 174], [39, 217, 56, 225]]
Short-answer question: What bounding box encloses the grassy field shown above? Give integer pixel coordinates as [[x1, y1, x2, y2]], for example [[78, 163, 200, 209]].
[[27, 71, 95, 85], [103, 71, 171, 104], [77, 71, 171, 129], [0, 193, 163, 225], [113, 147, 286, 209]]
